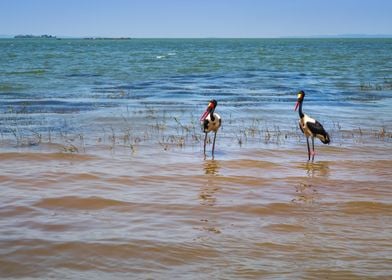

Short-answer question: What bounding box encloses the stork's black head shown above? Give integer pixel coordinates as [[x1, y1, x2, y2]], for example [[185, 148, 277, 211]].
[[297, 90, 305, 102], [209, 99, 217, 108]]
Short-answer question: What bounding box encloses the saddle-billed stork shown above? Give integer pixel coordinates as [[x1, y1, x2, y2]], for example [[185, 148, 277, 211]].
[[295, 90, 330, 161], [200, 99, 221, 158]]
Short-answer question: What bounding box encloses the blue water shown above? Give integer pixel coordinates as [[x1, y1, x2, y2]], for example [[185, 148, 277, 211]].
[[1, 38, 391, 146]]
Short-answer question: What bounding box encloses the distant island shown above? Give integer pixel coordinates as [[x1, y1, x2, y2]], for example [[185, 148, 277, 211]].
[[12, 35, 131, 40], [14, 34, 57, 39]]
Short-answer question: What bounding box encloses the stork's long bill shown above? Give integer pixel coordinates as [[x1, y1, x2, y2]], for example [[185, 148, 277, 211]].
[[294, 101, 300, 111], [200, 102, 214, 121]]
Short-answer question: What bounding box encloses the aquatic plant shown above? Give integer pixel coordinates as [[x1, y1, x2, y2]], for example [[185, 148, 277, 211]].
[[1, 102, 391, 154]]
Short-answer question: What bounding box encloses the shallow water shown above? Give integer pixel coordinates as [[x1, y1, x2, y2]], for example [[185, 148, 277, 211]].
[[1, 144, 391, 279], [1, 38, 392, 279]]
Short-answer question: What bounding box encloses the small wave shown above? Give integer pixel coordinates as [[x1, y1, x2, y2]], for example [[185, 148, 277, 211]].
[[66, 73, 101, 78], [233, 203, 301, 216], [6, 69, 46, 75], [0, 205, 37, 217], [64, 172, 103, 181], [263, 223, 306, 233], [33, 196, 131, 210], [201, 84, 226, 90], [254, 241, 298, 251], [0, 152, 96, 162], [223, 159, 278, 169], [26, 221, 72, 232], [338, 201, 392, 215], [0, 99, 101, 114], [0, 239, 220, 277], [0, 83, 27, 91]]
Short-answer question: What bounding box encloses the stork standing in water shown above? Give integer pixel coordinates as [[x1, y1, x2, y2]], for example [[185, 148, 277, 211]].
[[295, 90, 330, 161], [200, 100, 221, 158]]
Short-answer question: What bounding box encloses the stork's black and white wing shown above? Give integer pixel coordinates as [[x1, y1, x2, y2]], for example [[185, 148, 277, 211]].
[[307, 120, 330, 144]]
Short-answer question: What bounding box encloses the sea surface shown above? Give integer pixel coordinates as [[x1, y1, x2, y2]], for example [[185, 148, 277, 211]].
[[1, 38, 392, 279]]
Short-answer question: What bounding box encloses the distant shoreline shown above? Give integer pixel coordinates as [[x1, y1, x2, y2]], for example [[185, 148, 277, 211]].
[[13, 34, 57, 39], [1, 35, 391, 40], [10, 35, 132, 40]]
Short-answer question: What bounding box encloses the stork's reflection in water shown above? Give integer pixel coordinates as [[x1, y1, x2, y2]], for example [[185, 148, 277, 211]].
[[293, 161, 330, 204], [304, 161, 330, 178], [198, 160, 222, 235], [199, 160, 220, 206]]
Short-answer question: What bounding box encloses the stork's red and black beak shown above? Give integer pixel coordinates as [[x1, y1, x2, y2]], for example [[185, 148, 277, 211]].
[[294, 101, 300, 111], [200, 101, 216, 121]]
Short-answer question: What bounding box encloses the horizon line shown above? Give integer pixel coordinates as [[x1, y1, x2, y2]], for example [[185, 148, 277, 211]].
[[1, 34, 392, 39]]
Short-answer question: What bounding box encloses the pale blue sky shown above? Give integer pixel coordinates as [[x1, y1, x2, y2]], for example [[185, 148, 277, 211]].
[[0, 0, 391, 37]]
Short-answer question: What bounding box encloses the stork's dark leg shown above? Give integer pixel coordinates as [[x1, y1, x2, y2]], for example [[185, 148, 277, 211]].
[[212, 131, 217, 159], [204, 132, 207, 156], [306, 137, 311, 161], [311, 137, 315, 162]]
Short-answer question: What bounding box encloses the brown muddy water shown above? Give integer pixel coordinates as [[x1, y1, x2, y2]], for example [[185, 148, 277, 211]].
[[1, 137, 391, 279]]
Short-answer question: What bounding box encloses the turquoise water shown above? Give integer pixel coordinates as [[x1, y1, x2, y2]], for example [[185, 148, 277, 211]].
[[1, 38, 391, 145]]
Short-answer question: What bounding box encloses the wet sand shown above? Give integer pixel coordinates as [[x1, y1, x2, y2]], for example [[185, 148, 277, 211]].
[[1, 135, 391, 279]]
